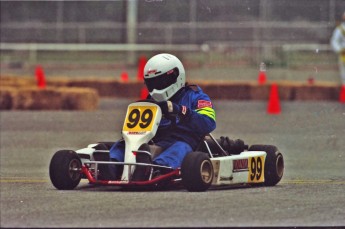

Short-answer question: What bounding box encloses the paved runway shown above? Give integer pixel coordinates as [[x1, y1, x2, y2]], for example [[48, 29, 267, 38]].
[[1, 99, 344, 227]]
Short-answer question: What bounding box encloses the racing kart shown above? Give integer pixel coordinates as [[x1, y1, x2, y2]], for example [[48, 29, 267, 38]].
[[49, 101, 284, 192]]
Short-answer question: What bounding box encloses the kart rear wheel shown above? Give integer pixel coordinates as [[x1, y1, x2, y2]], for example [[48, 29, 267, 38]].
[[181, 151, 214, 192], [49, 150, 82, 190], [248, 145, 284, 186]]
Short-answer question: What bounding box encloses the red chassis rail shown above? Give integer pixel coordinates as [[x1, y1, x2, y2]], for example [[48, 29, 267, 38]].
[[81, 165, 181, 186]]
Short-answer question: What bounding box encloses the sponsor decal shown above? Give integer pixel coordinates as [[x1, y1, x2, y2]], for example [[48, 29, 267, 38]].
[[233, 159, 249, 172], [128, 131, 146, 135], [220, 176, 233, 181], [147, 69, 157, 75], [108, 180, 129, 184], [197, 100, 213, 109], [181, 105, 187, 115]]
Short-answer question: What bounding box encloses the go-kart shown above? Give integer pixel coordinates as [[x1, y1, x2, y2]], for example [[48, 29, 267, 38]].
[[49, 101, 284, 192]]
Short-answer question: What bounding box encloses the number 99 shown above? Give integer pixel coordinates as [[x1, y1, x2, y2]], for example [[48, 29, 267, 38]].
[[126, 108, 153, 129]]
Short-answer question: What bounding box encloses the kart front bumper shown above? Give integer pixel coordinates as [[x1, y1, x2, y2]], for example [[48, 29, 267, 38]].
[[81, 161, 181, 186]]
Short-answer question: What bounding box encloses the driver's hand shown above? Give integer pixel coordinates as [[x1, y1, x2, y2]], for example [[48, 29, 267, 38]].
[[157, 101, 188, 117]]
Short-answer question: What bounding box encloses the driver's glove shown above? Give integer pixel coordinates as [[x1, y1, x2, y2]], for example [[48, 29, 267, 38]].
[[157, 101, 189, 117]]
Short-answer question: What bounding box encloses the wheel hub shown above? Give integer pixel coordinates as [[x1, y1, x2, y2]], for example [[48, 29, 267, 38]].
[[276, 154, 284, 178], [69, 159, 81, 181], [200, 160, 213, 183]]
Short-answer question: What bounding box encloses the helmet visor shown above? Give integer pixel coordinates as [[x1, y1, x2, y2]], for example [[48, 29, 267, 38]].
[[145, 68, 179, 92]]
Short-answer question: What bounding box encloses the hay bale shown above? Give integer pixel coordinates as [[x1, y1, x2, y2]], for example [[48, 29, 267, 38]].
[[249, 83, 269, 100], [197, 82, 252, 100], [249, 82, 300, 101], [15, 87, 63, 110], [116, 82, 144, 98], [0, 86, 99, 110], [46, 78, 71, 87], [2, 76, 340, 102], [66, 79, 144, 97], [59, 87, 99, 110], [0, 87, 18, 110], [294, 85, 339, 101], [0, 76, 35, 87]]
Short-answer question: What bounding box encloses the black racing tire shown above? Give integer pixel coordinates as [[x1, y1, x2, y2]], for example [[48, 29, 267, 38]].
[[248, 145, 284, 186], [49, 150, 82, 190], [181, 151, 214, 192]]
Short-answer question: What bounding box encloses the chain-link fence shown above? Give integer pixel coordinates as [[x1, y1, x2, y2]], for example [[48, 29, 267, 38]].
[[0, 0, 343, 83]]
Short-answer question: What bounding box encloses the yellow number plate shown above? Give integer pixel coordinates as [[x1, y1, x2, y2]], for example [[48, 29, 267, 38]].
[[123, 106, 157, 132], [248, 156, 265, 183]]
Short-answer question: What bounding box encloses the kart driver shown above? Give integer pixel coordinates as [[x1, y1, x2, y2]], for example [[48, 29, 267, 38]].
[[108, 53, 216, 180]]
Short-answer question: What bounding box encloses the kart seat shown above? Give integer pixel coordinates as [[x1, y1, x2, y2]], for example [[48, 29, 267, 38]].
[[197, 136, 227, 157], [197, 135, 248, 157]]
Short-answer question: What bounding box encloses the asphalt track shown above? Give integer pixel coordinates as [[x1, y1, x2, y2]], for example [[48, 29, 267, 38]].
[[1, 99, 345, 227]]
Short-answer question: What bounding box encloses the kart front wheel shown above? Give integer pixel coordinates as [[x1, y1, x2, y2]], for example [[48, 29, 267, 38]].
[[49, 150, 82, 190], [248, 145, 284, 186], [181, 151, 214, 192]]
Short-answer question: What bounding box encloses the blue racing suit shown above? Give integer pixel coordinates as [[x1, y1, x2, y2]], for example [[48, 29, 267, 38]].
[[109, 84, 216, 169]]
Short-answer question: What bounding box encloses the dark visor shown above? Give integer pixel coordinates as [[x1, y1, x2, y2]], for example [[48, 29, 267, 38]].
[[145, 67, 179, 92]]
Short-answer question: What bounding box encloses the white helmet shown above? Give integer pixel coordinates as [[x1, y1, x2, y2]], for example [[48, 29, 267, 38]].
[[144, 53, 186, 102]]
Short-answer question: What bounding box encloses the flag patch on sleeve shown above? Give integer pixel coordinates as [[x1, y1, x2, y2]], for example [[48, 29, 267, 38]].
[[197, 100, 212, 109]]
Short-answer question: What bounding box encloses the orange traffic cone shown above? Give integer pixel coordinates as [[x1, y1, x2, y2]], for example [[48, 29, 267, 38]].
[[140, 87, 149, 100], [137, 56, 147, 81], [340, 85, 345, 103], [307, 76, 315, 85], [35, 65, 46, 89], [258, 62, 267, 85], [121, 71, 129, 82], [267, 83, 281, 114]]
